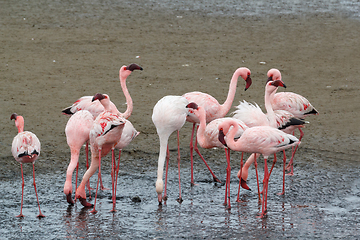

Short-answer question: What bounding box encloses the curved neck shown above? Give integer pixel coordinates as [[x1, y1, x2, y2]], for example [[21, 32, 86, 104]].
[[119, 74, 133, 119], [218, 71, 240, 117], [226, 122, 242, 150], [264, 85, 277, 128], [16, 117, 25, 133], [195, 107, 208, 147]]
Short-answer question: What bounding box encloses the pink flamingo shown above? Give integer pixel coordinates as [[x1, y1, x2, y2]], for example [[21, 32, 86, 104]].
[[152, 95, 190, 205], [92, 93, 140, 211], [186, 102, 248, 209], [183, 67, 252, 185], [75, 111, 125, 213], [233, 79, 306, 196], [11, 113, 45, 218], [63, 110, 94, 205], [218, 119, 300, 218], [267, 68, 318, 175], [62, 64, 142, 192]]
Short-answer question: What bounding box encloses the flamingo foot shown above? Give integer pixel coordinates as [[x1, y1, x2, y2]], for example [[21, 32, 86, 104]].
[[277, 191, 285, 196], [163, 195, 168, 201], [90, 209, 98, 214], [100, 186, 110, 191], [16, 214, 24, 218], [110, 208, 117, 213], [286, 172, 294, 176], [190, 182, 199, 187], [37, 213, 45, 218], [78, 197, 93, 208], [240, 178, 251, 191], [213, 176, 222, 183], [176, 197, 183, 203], [66, 193, 74, 205]]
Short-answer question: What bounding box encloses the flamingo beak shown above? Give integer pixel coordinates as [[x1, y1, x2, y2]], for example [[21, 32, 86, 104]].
[[244, 75, 252, 91], [158, 193, 163, 205], [218, 129, 227, 147], [241, 178, 251, 191]]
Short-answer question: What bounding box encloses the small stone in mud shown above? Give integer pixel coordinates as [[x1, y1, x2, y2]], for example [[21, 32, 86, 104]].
[[131, 196, 141, 202]]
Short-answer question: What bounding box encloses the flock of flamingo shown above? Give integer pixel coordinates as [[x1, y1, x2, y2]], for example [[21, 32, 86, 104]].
[[10, 63, 318, 219]]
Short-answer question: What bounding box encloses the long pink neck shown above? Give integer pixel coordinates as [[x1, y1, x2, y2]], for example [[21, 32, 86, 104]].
[[16, 117, 25, 133], [218, 70, 241, 117], [264, 86, 277, 128], [195, 107, 208, 148], [119, 73, 133, 119], [226, 121, 243, 150]]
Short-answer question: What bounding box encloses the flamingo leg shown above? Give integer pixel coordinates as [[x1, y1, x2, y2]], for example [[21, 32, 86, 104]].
[[236, 152, 244, 202], [189, 123, 196, 186], [286, 129, 304, 175], [111, 148, 116, 212], [16, 164, 25, 218], [278, 150, 287, 195], [113, 150, 122, 211], [90, 149, 102, 214], [225, 148, 231, 210], [176, 130, 183, 203], [163, 145, 170, 202], [85, 142, 92, 198], [260, 157, 270, 218], [33, 164, 45, 218], [194, 133, 221, 184], [254, 154, 262, 204]]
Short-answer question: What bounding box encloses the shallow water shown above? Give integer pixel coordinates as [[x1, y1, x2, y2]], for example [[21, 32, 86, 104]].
[[1, 146, 360, 239]]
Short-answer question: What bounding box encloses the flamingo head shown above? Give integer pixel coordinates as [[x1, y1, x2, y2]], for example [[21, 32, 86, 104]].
[[92, 93, 109, 102], [11, 113, 24, 133], [236, 67, 252, 91], [218, 128, 228, 147], [120, 63, 143, 79], [156, 179, 164, 204], [266, 68, 282, 83], [186, 102, 198, 110]]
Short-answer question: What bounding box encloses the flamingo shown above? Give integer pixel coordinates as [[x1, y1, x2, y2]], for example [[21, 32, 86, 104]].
[[75, 111, 125, 213], [152, 95, 190, 205], [11, 113, 45, 218], [91, 93, 140, 211], [218, 119, 300, 218], [182, 67, 252, 185], [267, 68, 318, 175], [186, 102, 248, 209], [233, 79, 307, 196], [61, 63, 142, 191], [63, 110, 94, 205]]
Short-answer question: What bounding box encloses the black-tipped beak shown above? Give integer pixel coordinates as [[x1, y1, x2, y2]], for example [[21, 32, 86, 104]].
[[92, 93, 105, 102], [126, 63, 143, 71], [10, 113, 18, 120], [244, 76, 252, 91], [218, 129, 227, 147]]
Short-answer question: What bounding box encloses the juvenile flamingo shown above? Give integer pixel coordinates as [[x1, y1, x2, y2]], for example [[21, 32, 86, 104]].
[[11, 113, 45, 218], [218, 119, 300, 218], [63, 110, 94, 205], [152, 95, 190, 205], [267, 68, 318, 175], [75, 111, 125, 213], [183, 67, 252, 185], [186, 102, 248, 209]]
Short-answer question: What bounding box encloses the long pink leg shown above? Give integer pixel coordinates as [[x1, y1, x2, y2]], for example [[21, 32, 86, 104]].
[[85, 143, 92, 199], [90, 149, 102, 214], [190, 123, 196, 185], [194, 134, 221, 183], [260, 158, 269, 218], [163, 146, 170, 202], [33, 164, 45, 218], [253, 154, 261, 204], [236, 152, 244, 202], [176, 130, 183, 203], [278, 150, 287, 195], [16, 164, 25, 218], [223, 149, 228, 206], [111, 149, 116, 212], [113, 150, 122, 211], [286, 129, 304, 175], [225, 148, 231, 210]]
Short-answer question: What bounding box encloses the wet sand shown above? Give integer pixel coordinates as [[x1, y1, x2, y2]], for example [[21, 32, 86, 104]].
[[1, 1, 360, 238]]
